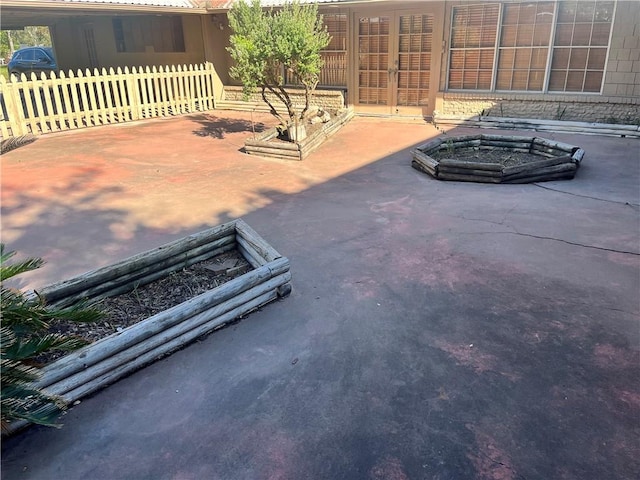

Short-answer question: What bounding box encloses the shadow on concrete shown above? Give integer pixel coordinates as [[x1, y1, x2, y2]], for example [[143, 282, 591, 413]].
[[190, 113, 267, 139], [1, 114, 638, 479]]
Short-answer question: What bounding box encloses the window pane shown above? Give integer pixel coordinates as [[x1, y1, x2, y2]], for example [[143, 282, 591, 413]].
[[533, 24, 552, 46], [550, 1, 612, 92], [572, 24, 592, 45], [587, 48, 606, 69], [583, 71, 603, 91], [594, 1, 614, 21], [496, 69, 512, 90], [555, 24, 573, 46], [528, 70, 545, 90], [569, 48, 588, 69], [551, 47, 570, 69], [479, 49, 495, 68], [591, 22, 611, 46], [495, 2, 552, 91], [548, 70, 567, 90], [558, 2, 577, 22], [498, 49, 515, 69], [516, 24, 534, 47], [531, 48, 548, 69], [514, 49, 532, 69], [450, 50, 465, 69], [511, 70, 528, 90], [500, 26, 517, 47], [477, 70, 493, 89], [565, 70, 584, 91], [448, 4, 499, 89], [575, 2, 595, 22]]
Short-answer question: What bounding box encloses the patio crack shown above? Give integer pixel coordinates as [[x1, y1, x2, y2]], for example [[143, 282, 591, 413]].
[[507, 230, 640, 256], [457, 229, 639, 256], [532, 183, 640, 208]]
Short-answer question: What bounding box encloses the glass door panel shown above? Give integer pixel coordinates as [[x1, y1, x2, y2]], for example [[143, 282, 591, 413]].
[[396, 13, 433, 112], [357, 16, 391, 107]]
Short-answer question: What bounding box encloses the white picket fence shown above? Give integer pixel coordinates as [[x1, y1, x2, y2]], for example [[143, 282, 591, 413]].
[[0, 63, 217, 139]]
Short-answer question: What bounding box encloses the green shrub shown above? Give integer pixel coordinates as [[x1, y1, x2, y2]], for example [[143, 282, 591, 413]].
[[227, 0, 330, 137], [1, 245, 103, 433]]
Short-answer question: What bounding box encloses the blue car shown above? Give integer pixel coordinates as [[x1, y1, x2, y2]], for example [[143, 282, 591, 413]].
[[8, 46, 58, 78]]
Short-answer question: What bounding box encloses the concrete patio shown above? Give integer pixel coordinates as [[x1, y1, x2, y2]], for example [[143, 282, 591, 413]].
[[1, 112, 639, 479]]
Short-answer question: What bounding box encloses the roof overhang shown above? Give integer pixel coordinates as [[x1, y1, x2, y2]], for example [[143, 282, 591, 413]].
[[1, 1, 207, 29]]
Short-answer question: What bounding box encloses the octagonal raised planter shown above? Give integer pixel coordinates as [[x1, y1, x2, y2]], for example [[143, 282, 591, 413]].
[[29, 220, 290, 417], [244, 107, 354, 161], [412, 134, 584, 183]]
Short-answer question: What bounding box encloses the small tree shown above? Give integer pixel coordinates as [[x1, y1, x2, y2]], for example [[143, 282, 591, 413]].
[[1, 245, 103, 433], [227, 0, 330, 141]]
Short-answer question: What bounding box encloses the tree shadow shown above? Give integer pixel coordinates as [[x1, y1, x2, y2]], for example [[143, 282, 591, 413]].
[[190, 114, 268, 139]]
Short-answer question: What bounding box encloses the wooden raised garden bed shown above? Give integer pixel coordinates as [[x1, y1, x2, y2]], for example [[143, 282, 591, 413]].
[[412, 134, 584, 183], [33, 219, 290, 408], [244, 107, 354, 161]]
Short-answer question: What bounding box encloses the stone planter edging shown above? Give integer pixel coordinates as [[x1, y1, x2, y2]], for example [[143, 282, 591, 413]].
[[412, 134, 584, 183], [9, 219, 290, 434], [244, 107, 354, 161]]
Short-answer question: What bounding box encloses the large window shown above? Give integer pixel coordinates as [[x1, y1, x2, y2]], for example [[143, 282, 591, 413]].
[[113, 16, 185, 53], [447, 1, 615, 93], [497, 2, 554, 91], [448, 4, 499, 90], [548, 1, 613, 92]]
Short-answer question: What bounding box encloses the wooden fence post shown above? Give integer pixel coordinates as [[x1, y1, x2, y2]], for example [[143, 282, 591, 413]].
[[126, 66, 141, 121], [1, 76, 29, 137]]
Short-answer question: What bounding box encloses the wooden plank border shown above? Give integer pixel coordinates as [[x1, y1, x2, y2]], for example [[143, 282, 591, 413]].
[[245, 107, 354, 161], [6, 220, 291, 436], [411, 134, 583, 184]]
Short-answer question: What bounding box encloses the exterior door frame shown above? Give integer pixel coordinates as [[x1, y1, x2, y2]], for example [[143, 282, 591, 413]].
[[350, 3, 444, 117]]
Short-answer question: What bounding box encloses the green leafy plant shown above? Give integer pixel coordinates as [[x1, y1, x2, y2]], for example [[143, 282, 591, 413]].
[[1, 245, 103, 433], [227, 0, 330, 141]]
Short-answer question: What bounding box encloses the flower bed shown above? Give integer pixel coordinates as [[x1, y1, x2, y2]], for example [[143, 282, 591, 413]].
[[33, 219, 290, 408], [244, 107, 354, 161], [412, 134, 584, 183]]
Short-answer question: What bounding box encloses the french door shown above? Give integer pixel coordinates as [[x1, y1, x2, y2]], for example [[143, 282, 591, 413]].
[[355, 11, 435, 116]]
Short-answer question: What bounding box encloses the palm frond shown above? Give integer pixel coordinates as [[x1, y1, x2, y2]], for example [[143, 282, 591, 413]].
[[0, 245, 44, 281], [1, 247, 102, 433], [3, 334, 88, 362]]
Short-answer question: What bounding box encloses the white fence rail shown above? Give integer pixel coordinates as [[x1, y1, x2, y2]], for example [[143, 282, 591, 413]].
[[0, 63, 217, 139]]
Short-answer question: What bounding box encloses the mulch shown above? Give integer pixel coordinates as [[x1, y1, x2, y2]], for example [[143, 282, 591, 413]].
[[39, 250, 252, 365], [431, 146, 545, 167]]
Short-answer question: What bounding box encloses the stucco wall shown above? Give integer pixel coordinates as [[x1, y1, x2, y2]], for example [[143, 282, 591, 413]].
[[51, 14, 205, 72]]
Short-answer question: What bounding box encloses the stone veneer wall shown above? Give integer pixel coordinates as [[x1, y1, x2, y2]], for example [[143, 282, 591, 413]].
[[437, 93, 640, 124], [223, 86, 345, 111]]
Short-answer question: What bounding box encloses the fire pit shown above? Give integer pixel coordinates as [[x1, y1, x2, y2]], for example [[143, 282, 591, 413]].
[[412, 134, 584, 183]]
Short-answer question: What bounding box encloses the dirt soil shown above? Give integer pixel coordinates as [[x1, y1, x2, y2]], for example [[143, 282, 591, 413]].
[[40, 250, 252, 365], [431, 146, 546, 167]]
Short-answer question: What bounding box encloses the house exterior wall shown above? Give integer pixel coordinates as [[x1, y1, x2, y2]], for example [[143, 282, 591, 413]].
[[50, 14, 206, 72], [201, 13, 232, 101], [434, 0, 640, 123], [30, 0, 640, 124]]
